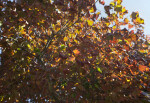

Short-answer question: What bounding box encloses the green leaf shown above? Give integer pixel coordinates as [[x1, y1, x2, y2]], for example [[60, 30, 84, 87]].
[[60, 44, 66, 50], [0, 21, 2, 27], [97, 67, 102, 73], [34, 48, 40, 53], [17, 48, 21, 50]]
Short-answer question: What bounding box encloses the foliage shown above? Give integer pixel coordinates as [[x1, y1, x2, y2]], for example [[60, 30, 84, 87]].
[[0, 0, 150, 102]]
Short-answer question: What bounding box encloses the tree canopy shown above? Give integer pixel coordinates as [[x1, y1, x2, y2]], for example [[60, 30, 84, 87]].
[[0, 0, 150, 102]]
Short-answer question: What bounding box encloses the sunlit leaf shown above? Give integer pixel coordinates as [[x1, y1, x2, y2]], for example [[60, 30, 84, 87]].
[[73, 49, 80, 55], [117, 0, 122, 5], [60, 44, 66, 50], [136, 17, 144, 24], [110, 1, 115, 6], [63, 37, 68, 41], [139, 65, 149, 72], [97, 67, 102, 73], [68, 56, 75, 62], [89, 7, 95, 13], [87, 19, 94, 26], [124, 18, 129, 24]]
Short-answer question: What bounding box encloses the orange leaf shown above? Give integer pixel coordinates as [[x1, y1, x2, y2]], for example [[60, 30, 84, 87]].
[[128, 23, 134, 29], [73, 49, 80, 55], [139, 65, 149, 72], [124, 56, 128, 62], [63, 37, 68, 41], [68, 56, 75, 62], [130, 34, 137, 41], [124, 18, 129, 24]]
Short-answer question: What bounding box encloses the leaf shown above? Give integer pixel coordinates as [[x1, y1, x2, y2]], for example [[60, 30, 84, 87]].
[[0, 21, 2, 26], [117, 0, 122, 5], [27, 44, 32, 50], [136, 17, 144, 24], [89, 7, 95, 13], [87, 19, 94, 26], [124, 18, 129, 24], [97, 67, 102, 73], [63, 37, 68, 41], [68, 56, 75, 62], [60, 44, 66, 50], [17, 48, 21, 50], [130, 34, 137, 41], [99, 0, 105, 5], [122, 7, 127, 13], [124, 56, 128, 62], [114, 5, 122, 12], [73, 49, 80, 55], [128, 23, 134, 29], [131, 12, 139, 19], [110, 1, 115, 7], [139, 65, 149, 72]]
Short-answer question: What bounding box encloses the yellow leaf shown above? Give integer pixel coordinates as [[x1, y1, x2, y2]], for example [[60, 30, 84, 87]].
[[117, 0, 122, 5], [122, 7, 126, 13], [124, 18, 129, 24], [126, 78, 130, 82], [40, 20, 45, 23], [105, 22, 110, 26], [110, 1, 115, 6], [74, 83, 79, 86], [16, 100, 19, 102], [136, 17, 144, 24], [20, 28, 26, 34], [112, 26, 116, 30], [29, 8, 32, 10], [87, 19, 94, 26], [1, 96, 4, 102], [27, 44, 31, 49], [63, 37, 68, 41], [97, 12, 101, 15], [74, 39, 78, 44], [81, 23, 84, 28], [90, 7, 95, 13], [139, 49, 148, 53], [28, 69, 30, 72]]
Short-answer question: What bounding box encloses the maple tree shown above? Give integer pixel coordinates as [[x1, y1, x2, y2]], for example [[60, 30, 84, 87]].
[[0, 0, 150, 102]]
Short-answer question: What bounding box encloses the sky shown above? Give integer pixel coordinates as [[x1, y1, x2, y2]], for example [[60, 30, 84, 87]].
[[96, 0, 150, 36]]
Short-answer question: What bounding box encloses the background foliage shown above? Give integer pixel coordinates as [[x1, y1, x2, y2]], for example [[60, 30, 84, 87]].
[[0, 0, 150, 102]]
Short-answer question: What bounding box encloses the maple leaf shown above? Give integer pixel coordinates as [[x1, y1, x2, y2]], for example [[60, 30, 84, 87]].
[[73, 49, 80, 55], [139, 65, 149, 72]]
